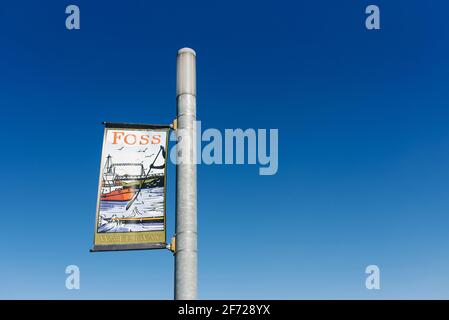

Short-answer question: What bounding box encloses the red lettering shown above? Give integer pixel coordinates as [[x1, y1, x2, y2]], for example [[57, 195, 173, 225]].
[[124, 134, 137, 145], [140, 134, 150, 145], [112, 131, 125, 144], [152, 134, 161, 144]]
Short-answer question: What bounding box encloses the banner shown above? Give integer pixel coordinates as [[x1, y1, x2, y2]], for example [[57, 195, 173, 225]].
[[91, 123, 169, 251]]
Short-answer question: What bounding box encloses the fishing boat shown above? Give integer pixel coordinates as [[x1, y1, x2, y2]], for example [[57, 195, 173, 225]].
[[100, 151, 165, 203], [100, 155, 137, 201], [101, 186, 135, 201]]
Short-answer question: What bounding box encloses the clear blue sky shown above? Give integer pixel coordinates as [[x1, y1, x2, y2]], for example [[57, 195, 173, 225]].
[[1, 1, 448, 299]]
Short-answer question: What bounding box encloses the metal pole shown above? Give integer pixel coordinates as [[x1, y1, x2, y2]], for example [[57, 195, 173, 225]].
[[175, 48, 197, 300]]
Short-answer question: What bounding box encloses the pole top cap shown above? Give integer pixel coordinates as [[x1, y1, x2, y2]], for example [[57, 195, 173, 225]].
[[178, 47, 196, 56]]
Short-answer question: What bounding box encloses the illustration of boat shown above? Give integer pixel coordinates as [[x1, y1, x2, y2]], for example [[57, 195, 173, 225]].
[[101, 186, 135, 201], [100, 151, 165, 203], [102, 154, 164, 189], [100, 155, 138, 202]]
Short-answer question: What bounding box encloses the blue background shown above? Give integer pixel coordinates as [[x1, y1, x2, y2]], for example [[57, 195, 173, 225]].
[[0, 0, 448, 299]]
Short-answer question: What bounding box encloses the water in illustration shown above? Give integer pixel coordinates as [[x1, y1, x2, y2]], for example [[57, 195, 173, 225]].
[[98, 187, 164, 233]]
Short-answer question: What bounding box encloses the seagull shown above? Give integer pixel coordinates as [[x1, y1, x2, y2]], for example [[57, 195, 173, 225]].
[[117, 147, 124, 150], [138, 147, 148, 153], [145, 153, 155, 158]]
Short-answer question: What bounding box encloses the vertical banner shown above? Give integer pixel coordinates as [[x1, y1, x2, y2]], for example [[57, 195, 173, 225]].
[[91, 123, 169, 251]]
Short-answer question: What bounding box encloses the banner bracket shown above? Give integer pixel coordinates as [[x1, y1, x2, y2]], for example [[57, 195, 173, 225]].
[[170, 118, 178, 130], [167, 235, 176, 254]]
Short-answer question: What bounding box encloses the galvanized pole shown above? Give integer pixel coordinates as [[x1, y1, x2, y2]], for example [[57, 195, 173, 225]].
[[175, 48, 197, 300]]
